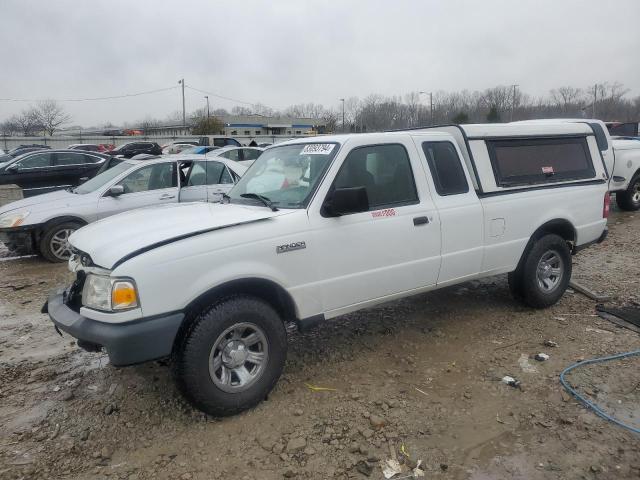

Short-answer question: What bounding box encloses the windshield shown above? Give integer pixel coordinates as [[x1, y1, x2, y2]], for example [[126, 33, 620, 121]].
[[74, 162, 133, 194], [228, 142, 338, 209]]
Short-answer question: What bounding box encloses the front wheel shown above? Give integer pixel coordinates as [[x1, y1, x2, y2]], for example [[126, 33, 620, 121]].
[[616, 176, 640, 211], [173, 295, 287, 416], [511, 234, 572, 308], [39, 221, 82, 262]]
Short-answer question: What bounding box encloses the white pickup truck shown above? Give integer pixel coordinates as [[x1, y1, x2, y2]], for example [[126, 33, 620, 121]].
[[46, 123, 609, 416], [516, 119, 640, 210]]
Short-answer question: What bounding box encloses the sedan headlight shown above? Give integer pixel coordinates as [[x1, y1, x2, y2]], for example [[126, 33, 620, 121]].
[[82, 274, 139, 312], [0, 211, 30, 228]]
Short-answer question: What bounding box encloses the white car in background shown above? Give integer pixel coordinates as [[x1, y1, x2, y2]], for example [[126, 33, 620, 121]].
[[162, 142, 199, 155], [206, 146, 264, 165], [0, 155, 246, 261]]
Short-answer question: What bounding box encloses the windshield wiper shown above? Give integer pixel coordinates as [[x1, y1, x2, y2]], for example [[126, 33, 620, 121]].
[[240, 193, 278, 211]]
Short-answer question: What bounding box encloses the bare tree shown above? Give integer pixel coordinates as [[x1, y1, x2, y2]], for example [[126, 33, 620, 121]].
[[550, 86, 584, 113], [12, 108, 42, 136], [35, 99, 71, 136]]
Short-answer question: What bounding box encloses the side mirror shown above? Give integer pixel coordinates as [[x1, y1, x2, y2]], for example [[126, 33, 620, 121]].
[[6, 164, 18, 172], [323, 186, 369, 217], [107, 185, 125, 197]]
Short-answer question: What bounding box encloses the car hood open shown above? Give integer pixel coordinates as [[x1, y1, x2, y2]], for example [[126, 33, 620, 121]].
[[69, 202, 292, 269]]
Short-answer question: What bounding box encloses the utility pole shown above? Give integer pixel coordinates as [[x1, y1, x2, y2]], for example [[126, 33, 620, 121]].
[[178, 79, 186, 128], [204, 95, 210, 119], [510, 84, 519, 122], [419, 91, 434, 125], [592, 84, 597, 118], [340, 98, 345, 133]]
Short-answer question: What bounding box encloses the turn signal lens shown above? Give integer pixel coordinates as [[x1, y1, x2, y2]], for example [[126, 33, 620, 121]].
[[111, 281, 138, 310]]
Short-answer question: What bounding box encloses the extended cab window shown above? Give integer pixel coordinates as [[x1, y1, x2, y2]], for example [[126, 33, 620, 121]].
[[333, 144, 418, 209], [487, 137, 595, 187], [422, 142, 469, 195]]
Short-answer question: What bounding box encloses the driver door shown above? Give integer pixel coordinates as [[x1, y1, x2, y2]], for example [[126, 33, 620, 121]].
[[97, 162, 179, 219]]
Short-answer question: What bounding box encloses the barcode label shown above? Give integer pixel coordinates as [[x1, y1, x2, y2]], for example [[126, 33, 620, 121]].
[[301, 144, 335, 155]]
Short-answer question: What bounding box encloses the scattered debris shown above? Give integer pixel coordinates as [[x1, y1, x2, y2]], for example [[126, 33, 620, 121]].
[[381, 459, 403, 479], [501, 376, 521, 389], [414, 387, 429, 397], [568, 280, 611, 302], [586, 327, 614, 335], [534, 353, 550, 362], [49, 424, 60, 440], [518, 353, 538, 373], [304, 383, 337, 392], [543, 340, 558, 348]]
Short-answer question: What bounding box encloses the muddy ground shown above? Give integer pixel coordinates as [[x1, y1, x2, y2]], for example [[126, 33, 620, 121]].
[[0, 207, 639, 480]]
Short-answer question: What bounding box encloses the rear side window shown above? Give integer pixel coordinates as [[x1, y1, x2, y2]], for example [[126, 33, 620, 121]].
[[422, 142, 469, 195], [206, 161, 226, 184], [486, 137, 595, 187], [55, 152, 86, 165]]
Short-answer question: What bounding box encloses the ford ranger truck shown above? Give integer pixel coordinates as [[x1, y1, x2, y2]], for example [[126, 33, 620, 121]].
[[45, 124, 609, 416]]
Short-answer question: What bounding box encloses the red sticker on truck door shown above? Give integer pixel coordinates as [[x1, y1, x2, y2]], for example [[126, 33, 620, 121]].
[[542, 166, 554, 174], [371, 208, 396, 218]]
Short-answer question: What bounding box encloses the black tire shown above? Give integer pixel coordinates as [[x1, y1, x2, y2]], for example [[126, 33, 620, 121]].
[[39, 221, 82, 262], [514, 234, 572, 309], [173, 295, 287, 416], [616, 175, 640, 211]]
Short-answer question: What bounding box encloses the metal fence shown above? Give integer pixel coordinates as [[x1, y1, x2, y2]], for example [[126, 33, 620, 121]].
[[0, 134, 308, 151]]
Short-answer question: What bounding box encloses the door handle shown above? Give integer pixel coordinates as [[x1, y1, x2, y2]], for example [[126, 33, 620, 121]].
[[413, 216, 429, 226], [159, 194, 175, 200]]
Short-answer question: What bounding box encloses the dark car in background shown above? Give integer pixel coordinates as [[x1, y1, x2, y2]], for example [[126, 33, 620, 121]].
[[106, 141, 162, 158], [0, 150, 110, 197], [8, 145, 51, 157]]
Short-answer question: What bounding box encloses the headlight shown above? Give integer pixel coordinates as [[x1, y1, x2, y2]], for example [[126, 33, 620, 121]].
[[82, 274, 139, 312], [0, 211, 30, 228]]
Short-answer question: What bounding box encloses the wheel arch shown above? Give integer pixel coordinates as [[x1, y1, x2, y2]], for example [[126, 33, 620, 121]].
[[173, 277, 298, 351], [34, 216, 88, 241], [514, 218, 577, 273]]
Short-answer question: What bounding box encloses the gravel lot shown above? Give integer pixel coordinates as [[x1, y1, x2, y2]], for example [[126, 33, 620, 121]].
[[0, 206, 639, 480]]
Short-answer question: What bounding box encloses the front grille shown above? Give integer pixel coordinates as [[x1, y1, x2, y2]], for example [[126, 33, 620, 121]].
[[64, 270, 86, 313]]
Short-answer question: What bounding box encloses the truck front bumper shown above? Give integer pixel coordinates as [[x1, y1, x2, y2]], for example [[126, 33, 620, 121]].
[[45, 290, 184, 367]]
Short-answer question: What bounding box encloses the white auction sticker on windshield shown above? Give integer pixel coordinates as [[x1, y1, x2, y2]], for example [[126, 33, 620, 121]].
[[301, 143, 335, 155]]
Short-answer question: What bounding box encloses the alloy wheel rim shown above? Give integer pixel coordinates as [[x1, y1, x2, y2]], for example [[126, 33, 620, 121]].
[[536, 250, 563, 293], [208, 322, 269, 393], [632, 181, 640, 203], [50, 228, 75, 260]]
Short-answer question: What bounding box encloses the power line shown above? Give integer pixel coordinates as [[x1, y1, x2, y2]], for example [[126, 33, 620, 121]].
[[184, 85, 259, 107], [0, 85, 179, 103]]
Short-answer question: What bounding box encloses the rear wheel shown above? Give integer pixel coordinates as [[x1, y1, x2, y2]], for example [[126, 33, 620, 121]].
[[616, 176, 640, 211], [510, 234, 572, 308], [39, 221, 81, 262], [173, 295, 287, 416]]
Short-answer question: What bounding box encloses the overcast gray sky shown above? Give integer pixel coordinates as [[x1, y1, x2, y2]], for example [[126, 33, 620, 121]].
[[1, 0, 638, 127]]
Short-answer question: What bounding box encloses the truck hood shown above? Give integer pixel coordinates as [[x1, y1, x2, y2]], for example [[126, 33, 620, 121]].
[[0, 189, 89, 217], [69, 202, 291, 269]]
